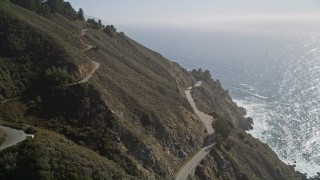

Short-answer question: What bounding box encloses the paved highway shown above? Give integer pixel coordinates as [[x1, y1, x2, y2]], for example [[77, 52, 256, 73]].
[[0, 125, 26, 151], [176, 81, 215, 180]]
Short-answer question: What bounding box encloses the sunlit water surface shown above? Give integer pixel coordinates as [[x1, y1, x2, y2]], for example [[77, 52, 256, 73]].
[[122, 20, 320, 177]]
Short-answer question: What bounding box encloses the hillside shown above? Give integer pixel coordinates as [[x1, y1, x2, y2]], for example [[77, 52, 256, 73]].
[[0, 129, 5, 145], [0, 1, 305, 179]]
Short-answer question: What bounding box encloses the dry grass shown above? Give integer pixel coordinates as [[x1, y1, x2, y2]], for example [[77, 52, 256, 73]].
[[0, 1, 296, 179], [0, 2, 206, 178]]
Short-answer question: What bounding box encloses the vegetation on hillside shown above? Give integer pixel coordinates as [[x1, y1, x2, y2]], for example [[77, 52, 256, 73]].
[[0, 129, 6, 145], [190, 68, 225, 95], [0, 1, 306, 179], [9, 0, 51, 18], [0, 1, 204, 178], [53, 24, 206, 177], [77, 8, 84, 21], [190, 68, 252, 130], [103, 25, 117, 37], [213, 118, 233, 139], [0, 2, 93, 101], [10, 0, 83, 20], [194, 126, 306, 180], [87, 18, 103, 29], [0, 9, 69, 100], [86, 19, 119, 38], [0, 129, 133, 179], [191, 68, 213, 83], [188, 72, 305, 179]]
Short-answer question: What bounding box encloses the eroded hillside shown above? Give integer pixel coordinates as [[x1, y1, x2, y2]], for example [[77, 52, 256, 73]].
[[0, 1, 306, 179], [0, 1, 206, 179]]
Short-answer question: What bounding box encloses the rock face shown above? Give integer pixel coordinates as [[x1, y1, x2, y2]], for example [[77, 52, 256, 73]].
[[194, 149, 237, 180], [191, 116, 306, 179], [246, 117, 254, 124]]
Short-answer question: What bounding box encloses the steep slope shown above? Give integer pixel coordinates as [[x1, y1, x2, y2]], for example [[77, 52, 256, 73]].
[[0, 128, 133, 179], [185, 74, 305, 180], [192, 129, 304, 180], [0, 129, 6, 145], [0, 1, 305, 179], [0, 2, 92, 101], [190, 70, 252, 130], [0, 1, 206, 179], [176, 81, 215, 180], [73, 26, 207, 177], [0, 125, 26, 150]]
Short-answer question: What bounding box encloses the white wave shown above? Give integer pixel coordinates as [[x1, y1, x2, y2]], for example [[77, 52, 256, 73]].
[[233, 87, 268, 99], [234, 99, 270, 140], [240, 83, 256, 91], [286, 159, 320, 178], [235, 96, 320, 177]]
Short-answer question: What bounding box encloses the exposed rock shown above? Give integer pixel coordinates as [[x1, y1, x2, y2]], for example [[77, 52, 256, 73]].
[[246, 117, 254, 124]]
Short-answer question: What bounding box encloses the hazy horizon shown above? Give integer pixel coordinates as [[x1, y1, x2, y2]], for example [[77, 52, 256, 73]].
[[121, 20, 320, 177], [69, 0, 320, 27]]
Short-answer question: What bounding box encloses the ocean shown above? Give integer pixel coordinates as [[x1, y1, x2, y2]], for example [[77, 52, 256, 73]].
[[121, 19, 320, 177]]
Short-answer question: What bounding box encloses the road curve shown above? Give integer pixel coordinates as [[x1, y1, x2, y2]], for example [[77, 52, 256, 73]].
[[78, 61, 100, 83], [176, 144, 214, 180], [0, 125, 27, 151], [1, 29, 98, 150], [1, 30, 92, 103], [83, 44, 94, 52], [185, 82, 214, 134], [73, 28, 100, 84], [79, 28, 88, 37], [176, 81, 215, 180]]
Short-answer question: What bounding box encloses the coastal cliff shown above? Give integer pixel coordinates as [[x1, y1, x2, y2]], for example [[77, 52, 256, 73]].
[[0, 1, 305, 179]]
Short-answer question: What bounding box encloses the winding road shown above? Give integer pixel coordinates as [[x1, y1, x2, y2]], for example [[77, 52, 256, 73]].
[[185, 82, 214, 134], [83, 44, 94, 52], [79, 29, 100, 83], [69, 29, 100, 85], [78, 61, 100, 83], [0, 125, 26, 151], [79, 28, 88, 37], [0, 28, 100, 151], [176, 81, 215, 180]]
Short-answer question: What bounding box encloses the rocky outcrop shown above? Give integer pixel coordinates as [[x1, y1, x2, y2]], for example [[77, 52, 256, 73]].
[[192, 128, 305, 180], [191, 81, 253, 130]]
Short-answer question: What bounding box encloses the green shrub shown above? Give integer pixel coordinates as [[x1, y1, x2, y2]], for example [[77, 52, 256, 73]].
[[215, 135, 224, 149], [0, 151, 18, 173], [44, 67, 74, 86], [190, 68, 212, 82], [213, 117, 233, 139], [25, 126, 37, 134], [225, 138, 234, 151], [92, 45, 99, 51], [244, 139, 254, 148], [140, 112, 153, 126], [103, 25, 117, 37], [238, 132, 245, 140], [0, 129, 6, 145], [87, 18, 103, 29]]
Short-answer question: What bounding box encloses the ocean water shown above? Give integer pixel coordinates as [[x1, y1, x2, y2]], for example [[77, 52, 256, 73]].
[[121, 20, 320, 177]]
